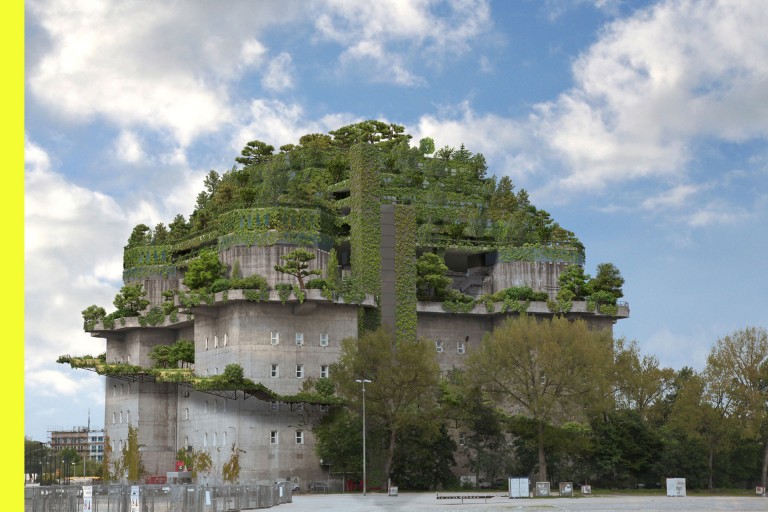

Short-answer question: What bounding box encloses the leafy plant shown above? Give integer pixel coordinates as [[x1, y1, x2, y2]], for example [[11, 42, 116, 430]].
[[274, 248, 322, 289]]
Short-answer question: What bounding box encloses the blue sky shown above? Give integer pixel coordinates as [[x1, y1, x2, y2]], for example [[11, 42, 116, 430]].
[[24, 0, 768, 442]]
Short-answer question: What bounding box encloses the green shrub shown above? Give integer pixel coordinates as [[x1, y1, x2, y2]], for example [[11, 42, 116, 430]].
[[232, 274, 269, 290], [210, 278, 232, 293], [306, 278, 328, 289]]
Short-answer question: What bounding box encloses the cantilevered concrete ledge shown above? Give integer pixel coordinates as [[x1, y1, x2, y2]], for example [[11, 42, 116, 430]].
[[416, 300, 630, 318]]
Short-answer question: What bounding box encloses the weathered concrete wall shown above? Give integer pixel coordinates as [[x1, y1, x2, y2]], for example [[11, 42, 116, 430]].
[[193, 299, 358, 394], [487, 261, 570, 298], [124, 275, 182, 308], [177, 389, 328, 485], [416, 312, 493, 373], [218, 245, 328, 288]]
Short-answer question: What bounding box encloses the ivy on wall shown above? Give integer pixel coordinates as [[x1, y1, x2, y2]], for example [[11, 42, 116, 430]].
[[394, 204, 417, 343], [349, 143, 382, 335]]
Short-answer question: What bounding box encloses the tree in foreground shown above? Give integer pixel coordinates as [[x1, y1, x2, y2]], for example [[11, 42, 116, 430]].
[[467, 315, 613, 482], [329, 326, 441, 489], [705, 326, 768, 489]]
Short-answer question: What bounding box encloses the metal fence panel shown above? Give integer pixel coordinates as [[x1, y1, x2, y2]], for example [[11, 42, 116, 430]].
[[25, 483, 292, 512]]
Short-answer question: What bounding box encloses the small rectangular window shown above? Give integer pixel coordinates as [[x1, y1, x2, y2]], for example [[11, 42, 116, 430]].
[[271, 364, 279, 378], [270, 401, 280, 412], [271, 331, 279, 345], [270, 431, 278, 444], [320, 405, 330, 414], [296, 365, 304, 378], [457, 341, 465, 355], [205, 337, 209, 350], [295, 332, 304, 346], [224, 333, 228, 346], [295, 431, 304, 444], [435, 340, 444, 353], [214, 335, 219, 348], [320, 365, 329, 378], [320, 333, 329, 347], [459, 432, 466, 446]]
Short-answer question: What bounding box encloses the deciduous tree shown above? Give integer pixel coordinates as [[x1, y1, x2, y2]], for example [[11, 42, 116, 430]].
[[467, 315, 612, 482]]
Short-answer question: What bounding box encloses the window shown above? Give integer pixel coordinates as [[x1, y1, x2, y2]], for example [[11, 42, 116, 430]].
[[119, 412, 123, 424], [205, 337, 209, 350], [270, 401, 280, 412], [295, 431, 304, 444], [271, 331, 279, 345], [214, 335, 219, 348], [213, 432, 217, 447], [457, 341, 465, 355], [320, 333, 329, 347], [223, 431, 227, 447], [224, 333, 228, 347], [320, 405, 330, 414], [435, 340, 444, 353], [112, 412, 116, 424], [184, 408, 189, 421], [296, 365, 304, 378], [203, 433, 208, 448], [113, 385, 117, 397], [271, 364, 279, 378], [320, 365, 329, 378], [459, 432, 466, 446], [126, 410, 131, 424], [270, 431, 278, 444], [295, 332, 304, 346]]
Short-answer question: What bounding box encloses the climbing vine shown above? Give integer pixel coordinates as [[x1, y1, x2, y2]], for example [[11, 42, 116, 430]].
[[394, 205, 417, 343]]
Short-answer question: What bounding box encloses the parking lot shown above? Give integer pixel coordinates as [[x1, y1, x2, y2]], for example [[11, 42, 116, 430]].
[[285, 492, 767, 512]]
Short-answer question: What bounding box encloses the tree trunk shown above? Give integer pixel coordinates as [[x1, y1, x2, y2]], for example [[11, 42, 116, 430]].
[[762, 436, 768, 491], [537, 420, 547, 483], [382, 427, 397, 490]]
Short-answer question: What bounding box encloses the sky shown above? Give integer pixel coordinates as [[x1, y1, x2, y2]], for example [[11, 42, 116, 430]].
[[24, 0, 768, 442]]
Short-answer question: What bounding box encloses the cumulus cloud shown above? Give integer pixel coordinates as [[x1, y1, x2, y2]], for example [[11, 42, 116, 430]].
[[26, 0, 302, 146], [25, 137, 124, 368], [262, 52, 295, 92], [233, 98, 358, 150], [114, 130, 146, 164], [314, 0, 491, 86], [532, 0, 768, 192]]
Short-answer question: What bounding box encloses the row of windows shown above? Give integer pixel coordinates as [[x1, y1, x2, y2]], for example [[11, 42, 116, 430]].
[[112, 410, 132, 424], [270, 430, 304, 445], [269, 402, 329, 413], [271, 331, 329, 347], [204, 332, 331, 348], [204, 334, 228, 350], [183, 399, 228, 420], [270, 364, 329, 379], [435, 340, 466, 354], [112, 383, 131, 396]]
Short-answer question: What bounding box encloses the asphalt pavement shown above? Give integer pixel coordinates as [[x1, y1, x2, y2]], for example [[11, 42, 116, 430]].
[[277, 492, 767, 512]]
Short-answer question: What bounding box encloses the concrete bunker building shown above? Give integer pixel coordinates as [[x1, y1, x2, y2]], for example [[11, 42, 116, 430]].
[[68, 134, 628, 486]]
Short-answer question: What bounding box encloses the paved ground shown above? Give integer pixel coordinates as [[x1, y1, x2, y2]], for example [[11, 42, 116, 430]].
[[282, 492, 767, 512]]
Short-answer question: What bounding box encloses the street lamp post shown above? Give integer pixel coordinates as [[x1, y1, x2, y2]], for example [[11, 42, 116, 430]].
[[355, 378, 371, 496]]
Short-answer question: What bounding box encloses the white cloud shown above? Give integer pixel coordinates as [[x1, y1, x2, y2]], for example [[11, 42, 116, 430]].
[[532, 0, 768, 192], [314, 0, 491, 86], [233, 99, 357, 150], [640, 184, 700, 211], [262, 52, 295, 92], [413, 102, 538, 180], [114, 130, 145, 164], [25, 138, 124, 371], [26, 0, 302, 146]]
